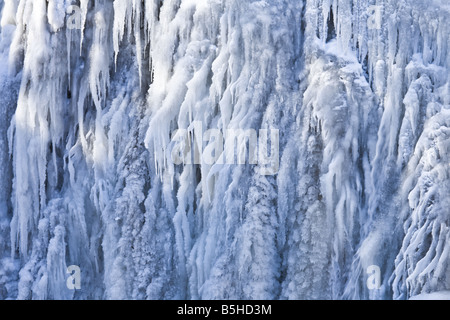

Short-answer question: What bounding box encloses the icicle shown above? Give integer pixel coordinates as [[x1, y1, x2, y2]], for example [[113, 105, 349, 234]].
[[113, 0, 129, 67], [0, 0, 448, 301], [79, 0, 87, 49]]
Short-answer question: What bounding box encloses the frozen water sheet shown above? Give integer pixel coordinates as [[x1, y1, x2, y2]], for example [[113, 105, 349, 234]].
[[0, 0, 448, 300]]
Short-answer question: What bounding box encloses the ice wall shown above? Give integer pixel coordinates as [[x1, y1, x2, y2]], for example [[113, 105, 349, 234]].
[[0, 0, 448, 300]]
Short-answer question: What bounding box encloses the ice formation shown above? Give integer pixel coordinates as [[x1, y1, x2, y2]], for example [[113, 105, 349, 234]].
[[0, 0, 448, 300]]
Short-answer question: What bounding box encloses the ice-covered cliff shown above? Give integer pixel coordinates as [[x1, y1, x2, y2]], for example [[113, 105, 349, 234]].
[[0, 0, 448, 300]]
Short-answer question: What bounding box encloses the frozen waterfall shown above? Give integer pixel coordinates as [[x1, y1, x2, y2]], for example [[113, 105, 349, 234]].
[[0, 0, 449, 300]]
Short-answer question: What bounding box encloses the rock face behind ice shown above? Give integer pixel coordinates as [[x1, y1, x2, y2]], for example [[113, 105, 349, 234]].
[[0, 0, 449, 300]]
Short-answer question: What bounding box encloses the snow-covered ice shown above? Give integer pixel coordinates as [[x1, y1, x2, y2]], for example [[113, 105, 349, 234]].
[[0, 0, 448, 300]]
